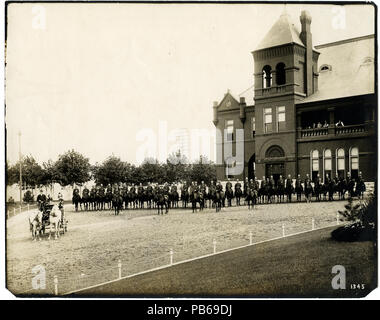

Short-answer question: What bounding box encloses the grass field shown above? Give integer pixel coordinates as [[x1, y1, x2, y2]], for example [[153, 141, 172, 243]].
[[71, 226, 376, 298], [6, 200, 375, 296]]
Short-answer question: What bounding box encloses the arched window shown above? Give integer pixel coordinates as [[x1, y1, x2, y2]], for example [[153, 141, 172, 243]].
[[323, 149, 332, 182], [350, 147, 359, 179], [336, 148, 345, 179], [276, 63, 286, 85], [319, 64, 332, 72], [262, 65, 272, 88], [266, 145, 285, 158], [311, 150, 319, 181]]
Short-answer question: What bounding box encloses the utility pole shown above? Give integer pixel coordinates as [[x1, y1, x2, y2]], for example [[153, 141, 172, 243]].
[[18, 131, 22, 205]]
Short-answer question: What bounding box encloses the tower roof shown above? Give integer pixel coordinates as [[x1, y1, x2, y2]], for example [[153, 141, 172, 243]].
[[254, 13, 305, 51]]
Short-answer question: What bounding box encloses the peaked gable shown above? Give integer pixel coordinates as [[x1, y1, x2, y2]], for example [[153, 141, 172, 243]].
[[217, 92, 240, 111]]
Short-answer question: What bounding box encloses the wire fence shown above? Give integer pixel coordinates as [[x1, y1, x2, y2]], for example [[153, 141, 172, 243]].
[[6, 203, 39, 219], [10, 210, 344, 296]]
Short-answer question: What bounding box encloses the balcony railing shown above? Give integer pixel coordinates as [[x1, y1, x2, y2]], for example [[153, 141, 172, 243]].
[[335, 124, 365, 135], [300, 127, 329, 138], [299, 123, 368, 139]]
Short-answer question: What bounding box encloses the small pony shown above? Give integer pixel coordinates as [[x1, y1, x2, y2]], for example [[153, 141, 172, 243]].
[[48, 204, 62, 240], [29, 210, 43, 241]]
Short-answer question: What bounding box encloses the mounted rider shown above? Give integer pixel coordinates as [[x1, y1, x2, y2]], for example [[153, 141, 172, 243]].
[[285, 174, 293, 202]]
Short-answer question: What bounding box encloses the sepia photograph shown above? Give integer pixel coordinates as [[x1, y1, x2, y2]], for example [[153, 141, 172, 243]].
[[3, 1, 377, 300]]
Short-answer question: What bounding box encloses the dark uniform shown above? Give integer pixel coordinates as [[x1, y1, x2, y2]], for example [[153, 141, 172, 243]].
[[285, 176, 293, 202], [37, 192, 47, 211], [295, 176, 303, 201]]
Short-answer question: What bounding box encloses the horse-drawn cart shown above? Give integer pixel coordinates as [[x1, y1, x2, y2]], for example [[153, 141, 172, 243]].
[[40, 202, 68, 236]]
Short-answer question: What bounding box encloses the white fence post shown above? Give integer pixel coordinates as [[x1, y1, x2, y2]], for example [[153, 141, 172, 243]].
[[336, 212, 340, 225], [213, 239, 217, 254], [28, 204, 30, 212], [282, 224, 285, 237], [19, 206, 22, 213], [118, 260, 122, 279], [170, 249, 173, 265], [54, 276, 58, 295], [312, 218, 315, 230], [13, 208, 16, 216], [249, 231, 253, 245]]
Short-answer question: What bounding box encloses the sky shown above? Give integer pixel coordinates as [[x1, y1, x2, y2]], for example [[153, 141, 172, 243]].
[[5, 3, 375, 166]]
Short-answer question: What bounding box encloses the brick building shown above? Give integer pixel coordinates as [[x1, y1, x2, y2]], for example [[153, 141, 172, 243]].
[[213, 11, 376, 183]]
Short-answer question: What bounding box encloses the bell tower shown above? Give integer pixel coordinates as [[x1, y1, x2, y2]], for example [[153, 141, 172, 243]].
[[251, 11, 319, 180]]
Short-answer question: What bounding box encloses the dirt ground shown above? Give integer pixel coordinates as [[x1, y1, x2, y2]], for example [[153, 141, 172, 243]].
[[6, 200, 350, 295]]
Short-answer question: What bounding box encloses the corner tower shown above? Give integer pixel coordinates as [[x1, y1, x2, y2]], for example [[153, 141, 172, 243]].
[[251, 11, 319, 181]]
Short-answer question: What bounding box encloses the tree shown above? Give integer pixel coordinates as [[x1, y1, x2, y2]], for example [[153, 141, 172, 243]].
[[39, 160, 59, 188], [166, 151, 189, 183], [6, 163, 19, 186], [92, 155, 127, 186], [6, 155, 43, 188], [139, 158, 162, 184], [188, 156, 217, 184], [54, 150, 91, 186]]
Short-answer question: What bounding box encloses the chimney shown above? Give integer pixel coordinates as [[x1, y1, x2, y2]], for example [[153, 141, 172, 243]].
[[300, 11, 313, 96], [239, 97, 246, 124], [213, 101, 219, 126]]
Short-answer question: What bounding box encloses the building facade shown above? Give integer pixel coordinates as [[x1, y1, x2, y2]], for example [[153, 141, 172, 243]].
[[213, 11, 376, 183]]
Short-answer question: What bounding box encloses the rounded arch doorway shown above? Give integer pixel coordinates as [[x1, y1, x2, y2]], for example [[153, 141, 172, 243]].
[[248, 154, 255, 181], [265, 145, 285, 183]]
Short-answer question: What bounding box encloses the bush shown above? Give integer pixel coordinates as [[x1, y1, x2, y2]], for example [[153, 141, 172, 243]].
[[332, 194, 376, 242], [23, 190, 34, 203]]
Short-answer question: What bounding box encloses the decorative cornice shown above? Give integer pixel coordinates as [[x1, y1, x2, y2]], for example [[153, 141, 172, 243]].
[[252, 43, 306, 61]]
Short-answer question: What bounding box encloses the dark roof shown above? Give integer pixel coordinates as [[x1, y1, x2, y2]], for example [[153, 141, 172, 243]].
[[217, 91, 240, 111], [299, 34, 375, 104], [254, 13, 304, 51]]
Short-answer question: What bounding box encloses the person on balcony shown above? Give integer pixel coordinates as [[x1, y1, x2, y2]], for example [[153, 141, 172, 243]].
[[317, 122, 322, 128], [335, 120, 344, 127], [323, 120, 329, 128]]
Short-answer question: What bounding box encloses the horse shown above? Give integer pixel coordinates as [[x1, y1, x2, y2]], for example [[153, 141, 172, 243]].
[[328, 179, 335, 201], [295, 181, 303, 202], [82, 192, 90, 211], [105, 190, 113, 210], [356, 179, 366, 199], [285, 181, 294, 203], [276, 179, 285, 203], [137, 188, 145, 209], [314, 181, 322, 201], [258, 183, 267, 204], [225, 186, 234, 207], [48, 204, 62, 240], [181, 189, 189, 208], [214, 191, 224, 212], [235, 186, 243, 206], [246, 188, 257, 210], [89, 189, 97, 210], [169, 189, 179, 208], [336, 179, 346, 200], [156, 193, 169, 215], [207, 188, 215, 208], [121, 188, 129, 210], [304, 182, 313, 203], [29, 210, 43, 241], [127, 189, 137, 209], [72, 193, 81, 212], [145, 189, 153, 209], [112, 193, 123, 215], [191, 190, 205, 213]]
